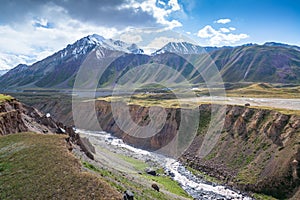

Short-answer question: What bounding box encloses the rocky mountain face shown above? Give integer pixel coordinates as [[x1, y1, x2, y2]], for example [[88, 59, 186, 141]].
[[0, 34, 144, 90], [1, 35, 300, 90], [28, 98, 300, 199], [210, 44, 300, 83]]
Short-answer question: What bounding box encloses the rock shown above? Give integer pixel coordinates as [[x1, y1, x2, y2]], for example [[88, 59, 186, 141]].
[[145, 168, 157, 176], [123, 190, 134, 200], [77, 136, 95, 160], [166, 170, 175, 177], [42, 129, 48, 133], [56, 127, 66, 134], [151, 183, 159, 192], [244, 103, 250, 107]]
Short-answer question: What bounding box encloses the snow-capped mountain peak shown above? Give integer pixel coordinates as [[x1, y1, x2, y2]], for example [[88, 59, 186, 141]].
[[88, 34, 105, 43], [58, 34, 144, 59], [153, 42, 220, 55]]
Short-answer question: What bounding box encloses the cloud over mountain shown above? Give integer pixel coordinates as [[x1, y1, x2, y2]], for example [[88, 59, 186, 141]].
[[0, 0, 183, 69]]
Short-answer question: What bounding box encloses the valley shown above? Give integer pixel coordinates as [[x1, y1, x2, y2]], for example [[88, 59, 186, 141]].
[[1, 31, 300, 200], [4, 90, 300, 199], [1, 0, 300, 199]]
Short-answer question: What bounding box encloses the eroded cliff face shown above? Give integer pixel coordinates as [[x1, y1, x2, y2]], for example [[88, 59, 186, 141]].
[[29, 99, 300, 199], [182, 105, 300, 199], [0, 99, 61, 135], [78, 100, 300, 199], [0, 98, 95, 160]]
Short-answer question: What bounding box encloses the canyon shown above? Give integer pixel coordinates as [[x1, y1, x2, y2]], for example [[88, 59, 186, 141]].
[[19, 95, 300, 199]]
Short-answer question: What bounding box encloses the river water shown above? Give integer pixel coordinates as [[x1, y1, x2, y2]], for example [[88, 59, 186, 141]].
[[78, 129, 253, 200]]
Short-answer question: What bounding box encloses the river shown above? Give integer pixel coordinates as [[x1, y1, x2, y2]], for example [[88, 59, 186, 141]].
[[78, 129, 253, 200]]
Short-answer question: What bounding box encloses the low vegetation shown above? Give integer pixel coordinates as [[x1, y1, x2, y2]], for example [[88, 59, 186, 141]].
[[98, 92, 300, 116], [0, 132, 121, 199], [252, 193, 278, 200], [0, 94, 12, 103], [225, 83, 300, 98], [186, 166, 223, 184], [83, 154, 192, 200]]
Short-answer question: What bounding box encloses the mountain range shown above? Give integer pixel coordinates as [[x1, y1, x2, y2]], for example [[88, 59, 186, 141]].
[[1, 34, 300, 91]]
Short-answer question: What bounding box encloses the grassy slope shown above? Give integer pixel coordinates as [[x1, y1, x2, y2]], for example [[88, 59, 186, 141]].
[[98, 91, 300, 116], [83, 150, 191, 200], [0, 132, 121, 199], [225, 83, 300, 98]]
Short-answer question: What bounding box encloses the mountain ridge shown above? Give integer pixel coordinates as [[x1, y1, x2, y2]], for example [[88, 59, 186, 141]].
[[1, 35, 300, 91]]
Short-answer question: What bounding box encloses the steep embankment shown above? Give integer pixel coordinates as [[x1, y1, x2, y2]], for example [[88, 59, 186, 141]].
[[182, 105, 300, 199], [0, 95, 97, 159], [0, 96, 122, 199], [39, 99, 300, 199], [0, 96, 62, 135]]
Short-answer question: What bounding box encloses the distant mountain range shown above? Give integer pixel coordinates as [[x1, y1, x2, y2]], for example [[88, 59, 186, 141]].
[[152, 42, 226, 55], [0, 34, 300, 91]]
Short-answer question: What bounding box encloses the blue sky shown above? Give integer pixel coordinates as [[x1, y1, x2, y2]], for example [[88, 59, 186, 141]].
[[0, 0, 299, 69], [176, 0, 300, 45]]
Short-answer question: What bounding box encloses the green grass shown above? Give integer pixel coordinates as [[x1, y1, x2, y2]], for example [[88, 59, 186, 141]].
[[235, 167, 260, 185], [0, 94, 13, 103], [84, 152, 192, 199], [97, 84, 300, 112], [83, 161, 191, 200], [117, 154, 191, 199], [250, 105, 300, 116], [117, 154, 149, 171], [142, 171, 191, 198], [225, 83, 300, 99], [0, 132, 121, 199], [186, 166, 223, 184], [252, 193, 278, 200]]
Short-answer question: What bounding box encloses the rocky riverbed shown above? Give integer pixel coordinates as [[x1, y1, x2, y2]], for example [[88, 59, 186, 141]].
[[78, 129, 253, 200]]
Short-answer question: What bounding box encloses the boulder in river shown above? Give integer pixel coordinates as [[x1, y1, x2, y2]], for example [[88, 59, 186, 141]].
[[145, 168, 157, 176], [123, 190, 134, 200]]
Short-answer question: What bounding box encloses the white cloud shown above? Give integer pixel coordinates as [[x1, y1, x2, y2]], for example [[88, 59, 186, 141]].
[[229, 27, 236, 31], [157, 0, 166, 6], [168, 0, 181, 11], [119, 33, 143, 44], [197, 25, 218, 38], [0, 4, 118, 69], [0, 0, 184, 69], [215, 18, 231, 24], [197, 25, 249, 46], [219, 28, 230, 33], [209, 33, 249, 46], [122, 0, 183, 30]]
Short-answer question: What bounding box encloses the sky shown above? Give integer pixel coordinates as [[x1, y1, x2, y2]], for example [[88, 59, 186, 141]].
[[0, 0, 299, 70]]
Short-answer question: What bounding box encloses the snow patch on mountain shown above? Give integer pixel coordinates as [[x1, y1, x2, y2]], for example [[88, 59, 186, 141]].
[[153, 42, 220, 55], [59, 34, 143, 60]]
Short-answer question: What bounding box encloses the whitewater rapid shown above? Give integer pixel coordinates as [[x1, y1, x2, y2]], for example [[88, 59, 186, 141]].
[[78, 129, 252, 200]]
